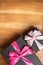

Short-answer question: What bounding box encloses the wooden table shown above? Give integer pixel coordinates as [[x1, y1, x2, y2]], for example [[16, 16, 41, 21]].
[[0, 0, 43, 65]]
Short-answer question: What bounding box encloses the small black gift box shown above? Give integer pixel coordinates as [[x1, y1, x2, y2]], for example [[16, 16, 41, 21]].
[[1, 37, 42, 65], [25, 30, 43, 53]]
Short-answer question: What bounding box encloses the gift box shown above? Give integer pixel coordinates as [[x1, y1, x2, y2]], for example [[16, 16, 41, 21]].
[[25, 29, 43, 64], [1, 37, 42, 65]]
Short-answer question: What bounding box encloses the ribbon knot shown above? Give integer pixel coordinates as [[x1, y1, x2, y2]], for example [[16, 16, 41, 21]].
[[8, 41, 33, 65], [18, 53, 23, 59], [25, 30, 43, 50], [31, 37, 35, 41]]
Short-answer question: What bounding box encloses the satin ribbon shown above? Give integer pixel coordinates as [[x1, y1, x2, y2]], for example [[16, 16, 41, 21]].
[[8, 41, 33, 65], [25, 30, 43, 50]]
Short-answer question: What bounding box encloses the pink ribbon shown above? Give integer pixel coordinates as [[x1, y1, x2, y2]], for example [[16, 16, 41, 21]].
[[8, 41, 34, 65], [25, 30, 43, 50]]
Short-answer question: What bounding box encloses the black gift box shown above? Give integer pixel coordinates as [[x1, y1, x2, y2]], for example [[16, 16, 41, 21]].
[[24, 29, 43, 53], [1, 37, 42, 65]]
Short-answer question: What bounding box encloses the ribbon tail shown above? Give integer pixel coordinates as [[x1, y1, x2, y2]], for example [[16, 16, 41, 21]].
[[36, 36, 43, 40], [22, 57, 34, 65], [35, 40, 43, 50]]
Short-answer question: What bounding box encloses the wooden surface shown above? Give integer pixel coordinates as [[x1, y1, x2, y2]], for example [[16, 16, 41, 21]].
[[36, 49, 43, 64], [0, 0, 43, 65]]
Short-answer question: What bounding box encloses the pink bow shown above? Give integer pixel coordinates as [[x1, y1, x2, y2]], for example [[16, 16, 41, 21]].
[[25, 30, 43, 50], [8, 41, 33, 65]]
